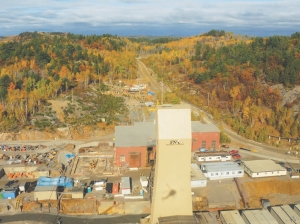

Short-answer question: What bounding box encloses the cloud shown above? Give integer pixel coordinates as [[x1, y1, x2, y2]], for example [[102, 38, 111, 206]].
[[0, 0, 299, 36]]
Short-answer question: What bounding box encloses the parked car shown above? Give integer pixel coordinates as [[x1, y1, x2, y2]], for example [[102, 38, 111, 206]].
[[232, 154, 242, 159], [229, 150, 239, 155], [221, 145, 230, 148], [286, 167, 292, 172]]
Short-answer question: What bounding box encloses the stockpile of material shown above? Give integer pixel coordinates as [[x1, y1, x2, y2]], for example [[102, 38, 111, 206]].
[[6, 172, 35, 179]]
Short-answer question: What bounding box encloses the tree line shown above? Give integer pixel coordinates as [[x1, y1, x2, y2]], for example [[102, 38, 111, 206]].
[[141, 30, 300, 144]]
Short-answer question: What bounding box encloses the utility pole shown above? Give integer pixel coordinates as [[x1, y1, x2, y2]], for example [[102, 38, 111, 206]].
[[161, 80, 164, 105], [207, 93, 210, 107], [71, 89, 74, 103]]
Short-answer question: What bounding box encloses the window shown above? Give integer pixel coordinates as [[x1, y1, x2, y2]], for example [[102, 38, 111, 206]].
[[232, 172, 235, 174], [212, 140, 216, 148], [226, 172, 229, 175], [238, 171, 242, 174], [202, 141, 206, 148], [211, 173, 214, 176], [215, 173, 218, 175], [120, 155, 125, 162]]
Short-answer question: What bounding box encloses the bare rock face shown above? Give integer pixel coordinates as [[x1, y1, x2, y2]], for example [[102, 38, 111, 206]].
[[270, 84, 300, 112]]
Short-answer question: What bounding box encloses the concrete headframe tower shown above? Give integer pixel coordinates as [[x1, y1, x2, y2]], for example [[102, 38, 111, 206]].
[[150, 104, 193, 223]]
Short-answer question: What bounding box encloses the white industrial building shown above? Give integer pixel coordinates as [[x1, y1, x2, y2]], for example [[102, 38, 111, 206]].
[[241, 209, 279, 224], [190, 164, 207, 187], [34, 186, 57, 201], [270, 206, 295, 224], [241, 160, 287, 178], [294, 204, 300, 217], [120, 176, 131, 195], [220, 210, 246, 224], [281, 205, 300, 223], [194, 151, 232, 162], [200, 162, 244, 180]]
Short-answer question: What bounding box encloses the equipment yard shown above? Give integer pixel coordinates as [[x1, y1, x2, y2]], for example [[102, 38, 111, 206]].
[[1, 138, 300, 222]]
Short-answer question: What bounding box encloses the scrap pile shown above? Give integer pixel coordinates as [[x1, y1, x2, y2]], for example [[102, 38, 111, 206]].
[[6, 172, 35, 179], [1, 149, 58, 165], [0, 145, 47, 152]]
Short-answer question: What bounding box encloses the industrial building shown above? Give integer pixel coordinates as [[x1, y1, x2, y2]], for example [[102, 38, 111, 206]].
[[294, 204, 300, 217], [190, 163, 207, 187], [270, 206, 296, 224], [0, 187, 19, 199], [241, 209, 279, 224], [220, 210, 246, 224], [62, 187, 84, 199], [194, 151, 231, 162], [114, 121, 220, 168], [241, 160, 287, 178], [281, 205, 300, 223], [115, 122, 156, 168], [191, 122, 220, 151], [34, 186, 57, 201], [200, 162, 244, 180]]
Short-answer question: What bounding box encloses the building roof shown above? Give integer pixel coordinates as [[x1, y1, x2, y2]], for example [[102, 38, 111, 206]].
[[201, 162, 242, 173], [2, 187, 18, 192], [191, 164, 207, 180], [194, 151, 230, 157], [242, 209, 278, 223], [158, 215, 198, 224], [115, 122, 156, 147], [121, 176, 131, 189], [191, 121, 220, 133], [64, 187, 84, 193], [281, 205, 300, 223], [242, 160, 286, 173], [220, 210, 246, 224], [271, 206, 294, 224], [34, 186, 57, 192], [115, 121, 220, 148]]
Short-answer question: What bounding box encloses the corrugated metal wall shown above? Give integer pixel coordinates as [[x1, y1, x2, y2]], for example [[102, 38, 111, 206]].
[[157, 107, 191, 140]]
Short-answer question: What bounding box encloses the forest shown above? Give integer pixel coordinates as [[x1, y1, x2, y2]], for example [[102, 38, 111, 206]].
[[140, 30, 300, 144], [0, 30, 300, 145], [0, 32, 138, 131]]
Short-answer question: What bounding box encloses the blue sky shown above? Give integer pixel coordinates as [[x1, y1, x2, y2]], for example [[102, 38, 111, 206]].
[[1, 0, 299, 37]]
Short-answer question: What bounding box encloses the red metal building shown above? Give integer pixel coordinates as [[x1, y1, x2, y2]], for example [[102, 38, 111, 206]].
[[191, 122, 220, 151], [115, 122, 156, 168]]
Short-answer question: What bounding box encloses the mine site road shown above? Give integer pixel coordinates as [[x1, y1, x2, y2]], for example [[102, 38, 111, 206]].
[[136, 58, 300, 165]]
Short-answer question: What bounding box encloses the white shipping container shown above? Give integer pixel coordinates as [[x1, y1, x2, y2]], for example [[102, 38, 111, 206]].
[[94, 187, 104, 191]]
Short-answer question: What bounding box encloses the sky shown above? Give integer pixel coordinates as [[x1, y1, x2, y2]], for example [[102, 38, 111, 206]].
[[1, 0, 299, 37]]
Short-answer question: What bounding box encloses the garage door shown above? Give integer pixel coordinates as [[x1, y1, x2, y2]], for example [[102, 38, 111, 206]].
[[129, 152, 141, 167]]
